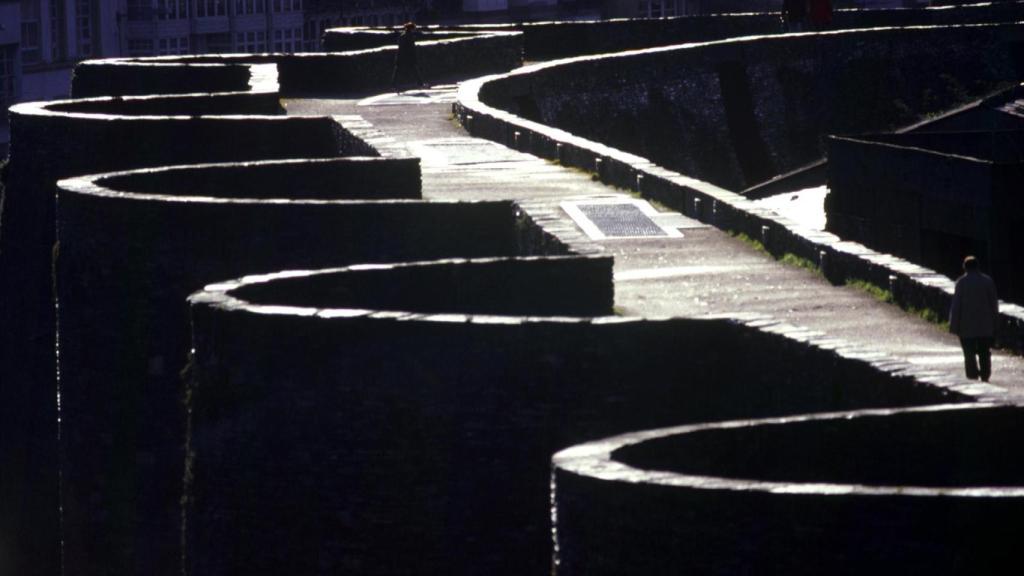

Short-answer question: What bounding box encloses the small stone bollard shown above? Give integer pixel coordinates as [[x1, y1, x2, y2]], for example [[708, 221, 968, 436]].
[[692, 197, 703, 221], [557, 142, 566, 164], [636, 173, 644, 193], [888, 274, 901, 306], [760, 225, 771, 250], [594, 157, 604, 180], [819, 249, 841, 286]]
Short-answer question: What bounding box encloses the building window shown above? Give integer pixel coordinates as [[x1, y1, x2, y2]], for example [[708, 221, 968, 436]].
[[235, 0, 264, 14], [21, 0, 41, 65], [205, 32, 231, 52], [0, 46, 15, 108], [77, 0, 93, 56], [157, 36, 190, 55], [127, 0, 155, 21], [50, 0, 66, 61], [128, 39, 154, 56], [197, 0, 227, 17], [273, 27, 302, 52], [158, 0, 187, 19], [236, 30, 265, 52]]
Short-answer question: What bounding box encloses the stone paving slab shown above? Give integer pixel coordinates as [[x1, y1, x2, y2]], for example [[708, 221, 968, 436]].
[[285, 92, 1024, 398]]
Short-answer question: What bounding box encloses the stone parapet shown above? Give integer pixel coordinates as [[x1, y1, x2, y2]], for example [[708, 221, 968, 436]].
[[184, 261, 975, 576], [553, 403, 1024, 575], [1, 93, 385, 576], [52, 152, 544, 575], [453, 23, 1024, 355], [322, 2, 1024, 60]]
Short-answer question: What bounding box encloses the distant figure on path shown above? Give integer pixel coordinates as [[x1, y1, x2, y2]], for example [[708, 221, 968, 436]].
[[782, 0, 807, 32], [949, 255, 999, 382], [392, 22, 425, 92], [808, 0, 832, 30]]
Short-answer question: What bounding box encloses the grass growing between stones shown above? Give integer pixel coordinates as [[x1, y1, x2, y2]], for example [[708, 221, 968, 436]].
[[846, 278, 894, 304], [729, 231, 767, 254], [846, 278, 950, 331], [780, 253, 820, 274], [729, 233, 823, 277]]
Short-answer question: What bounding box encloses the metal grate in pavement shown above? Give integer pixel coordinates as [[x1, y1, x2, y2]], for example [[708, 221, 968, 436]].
[[562, 198, 684, 240]]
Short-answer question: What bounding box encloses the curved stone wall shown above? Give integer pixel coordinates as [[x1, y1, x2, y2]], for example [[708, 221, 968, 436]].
[[70, 30, 522, 99], [184, 262, 968, 576], [477, 23, 1024, 192], [0, 92, 364, 576], [454, 25, 1024, 354], [72, 60, 254, 98], [53, 155, 541, 575], [324, 2, 1024, 60], [552, 403, 1024, 575]]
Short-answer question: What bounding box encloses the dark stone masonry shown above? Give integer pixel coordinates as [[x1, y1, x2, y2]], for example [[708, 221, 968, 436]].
[[553, 404, 1024, 575], [184, 260, 959, 576], [2, 8, 1024, 576]]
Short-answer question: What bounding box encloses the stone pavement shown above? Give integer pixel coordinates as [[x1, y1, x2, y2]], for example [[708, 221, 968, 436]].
[[285, 86, 1024, 398]]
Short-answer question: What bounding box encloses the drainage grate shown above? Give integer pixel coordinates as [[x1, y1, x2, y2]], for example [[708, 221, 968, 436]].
[[562, 199, 684, 240], [577, 203, 665, 237]]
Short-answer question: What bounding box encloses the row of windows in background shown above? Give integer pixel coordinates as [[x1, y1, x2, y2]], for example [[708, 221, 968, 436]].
[[126, 28, 304, 56], [21, 0, 96, 64], [125, 0, 303, 21]]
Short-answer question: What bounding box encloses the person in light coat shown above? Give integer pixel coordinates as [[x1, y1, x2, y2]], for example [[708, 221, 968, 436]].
[[949, 255, 999, 382]]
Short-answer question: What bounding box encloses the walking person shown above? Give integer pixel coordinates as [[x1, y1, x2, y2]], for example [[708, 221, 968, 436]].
[[949, 255, 999, 382], [392, 22, 425, 92]]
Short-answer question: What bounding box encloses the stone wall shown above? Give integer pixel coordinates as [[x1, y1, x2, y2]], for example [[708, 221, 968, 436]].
[[478, 23, 1024, 192], [66, 31, 522, 99], [184, 261, 968, 576], [454, 24, 1024, 355], [72, 60, 253, 98], [0, 94, 360, 576], [553, 404, 1024, 575], [826, 133, 1024, 302], [324, 2, 1024, 61], [322, 28, 479, 52], [99, 157, 422, 200], [53, 154, 554, 575], [277, 31, 522, 94]]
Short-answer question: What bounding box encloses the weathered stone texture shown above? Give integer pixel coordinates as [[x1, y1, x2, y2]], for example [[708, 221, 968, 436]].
[[485, 24, 1024, 191], [553, 405, 1024, 575], [185, 262, 960, 576]]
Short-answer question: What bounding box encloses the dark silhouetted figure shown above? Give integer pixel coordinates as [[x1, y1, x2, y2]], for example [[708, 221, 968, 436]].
[[782, 0, 807, 32], [949, 255, 999, 382], [808, 0, 832, 30], [392, 22, 425, 92]]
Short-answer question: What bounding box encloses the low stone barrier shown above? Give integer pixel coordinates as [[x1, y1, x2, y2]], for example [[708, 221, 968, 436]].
[[323, 2, 1024, 60], [322, 28, 479, 52], [52, 153, 554, 576], [453, 25, 1024, 354], [72, 59, 253, 98], [553, 403, 1024, 575], [277, 31, 522, 94], [473, 23, 1024, 192], [65, 31, 521, 99], [184, 259, 973, 576], [0, 92, 360, 576]]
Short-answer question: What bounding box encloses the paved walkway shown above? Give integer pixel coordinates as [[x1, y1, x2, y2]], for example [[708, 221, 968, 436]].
[[286, 85, 1024, 399]]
